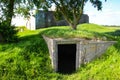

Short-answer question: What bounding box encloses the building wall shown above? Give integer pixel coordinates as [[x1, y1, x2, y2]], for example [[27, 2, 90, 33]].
[[12, 11, 89, 30], [26, 16, 36, 30], [35, 10, 89, 29], [35, 11, 56, 29]]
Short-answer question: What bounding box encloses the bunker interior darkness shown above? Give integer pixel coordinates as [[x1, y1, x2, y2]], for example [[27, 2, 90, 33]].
[[58, 44, 76, 74]]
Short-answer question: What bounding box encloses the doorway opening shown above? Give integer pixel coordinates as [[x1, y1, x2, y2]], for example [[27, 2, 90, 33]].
[[58, 44, 76, 74]]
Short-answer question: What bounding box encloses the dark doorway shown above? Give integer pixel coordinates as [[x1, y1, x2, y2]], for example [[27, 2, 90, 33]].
[[58, 44, 76, 74]]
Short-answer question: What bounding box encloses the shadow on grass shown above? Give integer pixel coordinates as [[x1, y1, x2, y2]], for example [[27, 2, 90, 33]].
[[0, 30, 48, 51], [0, 28, 120, 80], [0, 30, 62, 79], [103, 30, 120, 52], [105, 30, 120, 36], [1, 28, 119, 58]]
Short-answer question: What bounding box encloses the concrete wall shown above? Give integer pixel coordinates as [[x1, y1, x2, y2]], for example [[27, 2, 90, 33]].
[[17, 11, 89, 30], [36, 11, 56, 29], [26, 16, 36, 30], [35, 11, 89, 29], [43, 36, 116, 71]]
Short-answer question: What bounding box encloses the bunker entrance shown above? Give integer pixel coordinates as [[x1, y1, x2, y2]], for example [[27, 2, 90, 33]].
[[58, 44, 76, 74]]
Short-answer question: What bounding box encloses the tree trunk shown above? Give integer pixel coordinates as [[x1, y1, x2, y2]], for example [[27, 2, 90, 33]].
[[0, 33, 4, 42], [61, 12, 78, 30], [70, 23, 77, 30], [70, 13, 79, 30], [6, 0, 15, 26]]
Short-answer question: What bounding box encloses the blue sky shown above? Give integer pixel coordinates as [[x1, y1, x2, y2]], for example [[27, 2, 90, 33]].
[[84, 0, 120, 25]]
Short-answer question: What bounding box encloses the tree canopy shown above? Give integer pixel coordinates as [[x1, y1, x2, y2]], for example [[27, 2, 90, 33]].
[[0, 0, 106, 29], [0, 0, 42, 25], [50, 0, 106, 29]]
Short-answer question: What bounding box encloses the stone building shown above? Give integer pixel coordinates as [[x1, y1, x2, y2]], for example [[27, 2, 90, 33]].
[[26, 10, 89, 30], [35, 11, 56, 29], [35, 10, 89, 29]]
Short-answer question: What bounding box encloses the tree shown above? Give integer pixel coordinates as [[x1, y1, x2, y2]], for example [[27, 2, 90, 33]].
[[0, 0, 17, 25], [0, 0, 106, 30], [26, 0, 106, 30], [0, 0, 42, 26], [50, 0, 106, 30]]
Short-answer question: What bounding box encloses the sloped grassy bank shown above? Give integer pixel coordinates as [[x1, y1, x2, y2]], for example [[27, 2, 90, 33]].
[[0, 24, 120, 80], [42, 24, 118, 40]]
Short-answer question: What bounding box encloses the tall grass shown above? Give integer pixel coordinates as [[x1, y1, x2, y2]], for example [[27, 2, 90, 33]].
[[0, 23, 120, 79]]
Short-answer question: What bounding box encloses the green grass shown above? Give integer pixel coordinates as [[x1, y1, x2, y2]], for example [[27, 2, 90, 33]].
[[0, 23, 120, 80]]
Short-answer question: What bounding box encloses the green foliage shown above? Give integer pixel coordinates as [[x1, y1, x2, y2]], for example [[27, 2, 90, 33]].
[[0, 30, 63, 79], [0, 0, 45, 25], [50, 0, 106, 29], [0, 21, 18, 42], [54, 8, 64, 21], [0, 24, 120, 79], [0, 0, 106, 29], [0, 0, 15, 25]]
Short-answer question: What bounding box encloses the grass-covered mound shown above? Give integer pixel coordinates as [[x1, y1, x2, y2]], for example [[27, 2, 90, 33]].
[[42, 24, 118, 40], [0, 23, 120, 79]]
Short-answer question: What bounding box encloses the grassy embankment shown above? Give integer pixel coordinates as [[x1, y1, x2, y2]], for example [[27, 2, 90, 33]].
[[0, 24, 120, 80]]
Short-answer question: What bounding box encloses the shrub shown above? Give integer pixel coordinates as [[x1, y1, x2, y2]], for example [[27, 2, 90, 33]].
[[0, 21, 18, 43]]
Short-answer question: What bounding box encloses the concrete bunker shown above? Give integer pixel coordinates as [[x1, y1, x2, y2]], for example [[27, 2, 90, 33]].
[[43, 36, 116, 74]]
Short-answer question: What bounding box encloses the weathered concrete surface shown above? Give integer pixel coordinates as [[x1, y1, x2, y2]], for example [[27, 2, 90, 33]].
[[36, 10, 89, 29], [36, 11, 56, 29], [56, 14, 89, 26], [43, 36, 116, 71]]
